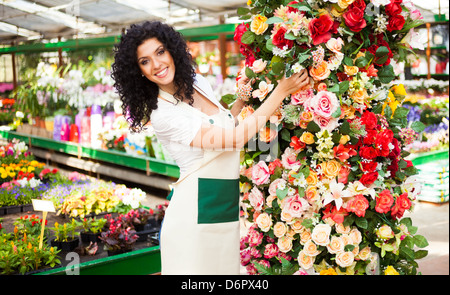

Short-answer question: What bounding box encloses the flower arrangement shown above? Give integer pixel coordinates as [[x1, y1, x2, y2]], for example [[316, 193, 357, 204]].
[[235, 0, 428, 275]]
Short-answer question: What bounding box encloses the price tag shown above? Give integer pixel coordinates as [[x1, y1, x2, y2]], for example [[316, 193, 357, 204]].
[[32, 199, 55, 249]]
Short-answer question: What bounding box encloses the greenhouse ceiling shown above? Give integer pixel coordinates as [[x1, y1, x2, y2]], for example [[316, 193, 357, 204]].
[[0, 0, 247, 44], [0, 0, 448, 45]]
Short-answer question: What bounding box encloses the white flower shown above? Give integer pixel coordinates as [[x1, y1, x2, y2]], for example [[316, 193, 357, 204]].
[[292, 62, 304, 73], [371, 0, 390, 6], [322, 179, 350, 210], [347, 181, 376, 199], [401, 28, 426, 50]]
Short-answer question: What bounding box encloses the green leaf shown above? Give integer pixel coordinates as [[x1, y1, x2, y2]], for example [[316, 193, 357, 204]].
[[355, 217, 368, 229], [340, 120, 350, 135], [393, 107, 410, 119], [414, 250, 428, 259], [355, 56, 368, 68], [245, 67, 256, 79], [237, 7, 250, 15], [280, 129, 291, 142], [413, 235, 429, 248], [241, 30, 255, 45], [343, 56, 353, 66], [272, 62, 284, 74], [378, 65, 395, 84], [339, 80, 350, 94], [221, 94, 236, 105], [284, 32, 297, 40], [276, 187, 288, 200], [265, 16, 283, 24], [307, 121, 321, 133], [411, 121, 425, 133], [400, 246, 415, 261], [301, 218, 314, 229], [375, 46, 389, 57], [327, 84, 340, 94], [383, 105, 392, 119], [331, 106, 342, 118]]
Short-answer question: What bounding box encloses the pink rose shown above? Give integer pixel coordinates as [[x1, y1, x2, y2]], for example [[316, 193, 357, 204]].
[[291, 88, 314, 105], [281, 147, 301, 170], [252, 160, 270, 185], [282, 194, 310, 218], [309, 91, 339, 118], [313, 115, 339, 131], [248, 186, 265, 211], [268, 178, 287, 195], [247, 226, 264, 247]]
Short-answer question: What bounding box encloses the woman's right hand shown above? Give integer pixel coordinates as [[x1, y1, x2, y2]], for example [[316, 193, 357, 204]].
[[276, 69, 310, 96]]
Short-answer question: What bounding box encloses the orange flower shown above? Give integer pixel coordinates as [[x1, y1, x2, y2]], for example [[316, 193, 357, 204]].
[[309, 61, 330, 81], [259, 126, 277, 143]]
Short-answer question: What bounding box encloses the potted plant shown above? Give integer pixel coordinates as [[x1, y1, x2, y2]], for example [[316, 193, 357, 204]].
[[80, 217, 107, 244], [50, 219, 82, 251], [126, 208, 154, 232], [99, 214, 138, 256]]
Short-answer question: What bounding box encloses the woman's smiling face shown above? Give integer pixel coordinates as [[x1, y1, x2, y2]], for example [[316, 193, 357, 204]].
[[137, 37, 176, 93]]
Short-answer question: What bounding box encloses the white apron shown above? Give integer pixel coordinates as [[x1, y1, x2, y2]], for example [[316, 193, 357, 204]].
[[159, 91, 241, 275]]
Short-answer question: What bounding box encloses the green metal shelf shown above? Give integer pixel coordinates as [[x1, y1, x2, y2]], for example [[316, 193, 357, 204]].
[[35, 246, 161, 275], [0, 130, 180, 179]]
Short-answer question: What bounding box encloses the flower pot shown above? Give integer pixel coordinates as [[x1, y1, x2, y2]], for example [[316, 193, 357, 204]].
[[21, 204, 34, 212], [51, 237, 80, 252], [133, 223, 146, 232], [80, 232, 101, 244], [107, 248, 132, 257], [4, 205, 22, 215]]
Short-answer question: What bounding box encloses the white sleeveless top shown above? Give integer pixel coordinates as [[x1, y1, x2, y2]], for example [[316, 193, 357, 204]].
[[150, 74, 232, 179]]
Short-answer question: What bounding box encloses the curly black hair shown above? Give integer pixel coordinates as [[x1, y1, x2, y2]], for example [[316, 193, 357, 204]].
[[111, 21, 196, 132]]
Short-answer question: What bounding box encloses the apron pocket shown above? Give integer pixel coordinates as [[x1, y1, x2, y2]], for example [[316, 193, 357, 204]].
[[197, 178, 239, 224]]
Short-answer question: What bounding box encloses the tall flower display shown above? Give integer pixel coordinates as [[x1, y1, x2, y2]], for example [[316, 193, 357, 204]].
[[235, 0, 428, 275]]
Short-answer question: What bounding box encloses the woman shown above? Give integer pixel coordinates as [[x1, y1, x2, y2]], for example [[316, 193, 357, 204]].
[[112, 21, 310, 275]]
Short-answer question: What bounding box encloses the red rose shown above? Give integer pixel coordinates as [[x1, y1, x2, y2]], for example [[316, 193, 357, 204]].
[[268, 159, 283, 174], [361, 111, 378, 130], [322, 203, 348, 224], [343, 2, 367, 32], [385, 1, 402, 16], [346, 194, 369, 217], [287, 0, 302, 14], [309, 14, 334, 45], [359, 171, 378, 186], [375, 189, 394, 214], [391, 193, 411, 219], [359, 146, 378, 160], [361, 160, 378, 173], [387, 14, 405, 32], [363, 130, 378, 145], [272, 26, 294, 49]]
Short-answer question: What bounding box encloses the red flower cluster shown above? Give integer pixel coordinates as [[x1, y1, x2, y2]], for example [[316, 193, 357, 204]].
[[385, 0, 406, 32], [309, 14, 339, 45], [234, 23, 257, 66]]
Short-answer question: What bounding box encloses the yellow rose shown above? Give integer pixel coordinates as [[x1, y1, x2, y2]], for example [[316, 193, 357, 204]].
[[335, 223, 351, 234], [251, 15, 269, 35], [321, 160, 341, 179], [344, 65, 359, 76], [306, 170, 318, 186], [300, 131, 315, 145], [303, 240, 321, 256], [376, 224, 395, 240], [306, 186, 319, 204], [335, 251, 355, 268], [273, 222, 288, 238], [357, 246, 372, 261], [384, 265, 400, 275], [311, 223, 331, 246], [338, 0, 355, 9], [327, 236, 345, 254], [339, 134, 350, 145], [297, 250, 315, 269], [351, 89, 368, 104], [290, 219, 305, 233], [300, 111, 314, 122], [277, 236, 293, 253]]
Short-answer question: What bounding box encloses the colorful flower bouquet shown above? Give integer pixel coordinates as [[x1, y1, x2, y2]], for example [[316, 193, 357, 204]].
[[235, 0, 428, 275]]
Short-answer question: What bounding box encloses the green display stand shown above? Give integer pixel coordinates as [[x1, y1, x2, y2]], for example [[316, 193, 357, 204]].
[[409, 149, 449, 203], [0, 130, 180, 178], [35, 246, 161, 275]]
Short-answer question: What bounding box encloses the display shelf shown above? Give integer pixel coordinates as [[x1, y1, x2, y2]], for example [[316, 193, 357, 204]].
[[35, 246, 161, 275], [408, 149, 449, 203], [0, 130, 180, 179]]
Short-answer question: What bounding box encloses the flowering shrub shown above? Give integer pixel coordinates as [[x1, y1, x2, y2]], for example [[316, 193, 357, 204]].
[[235, 0, 428, 275]]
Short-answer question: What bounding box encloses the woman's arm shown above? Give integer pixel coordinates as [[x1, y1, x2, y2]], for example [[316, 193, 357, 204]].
[[190, 69, 310, 150]]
